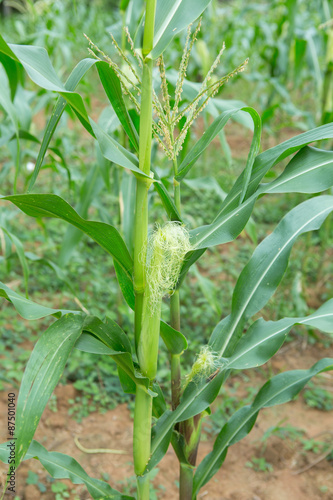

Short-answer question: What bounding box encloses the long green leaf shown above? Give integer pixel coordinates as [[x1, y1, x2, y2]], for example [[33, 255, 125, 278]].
[[120, 0, 131, 10], [178, 146, 333, 285], [0, 440, 132, 499], [28, 57, 97, 191], [191, 147, 333, 249], [0, 37, 143, 185], [217, 122, 333, 218], [176, 107, 261, 189], [14, 314, 84, 467], [193, 358, 333, 495], [227, 299, 333, 370], [90, 118, 143, 176], [97, 62, 139, 152], [2, 194, 133, 281], [0, 281, 76, 319], [0, 227, 29, 297], [0, 70, 20, 190], [264, 146, 333, 194], [144, 371, 226, 474], [238, 108, 261, 203], [0, 35, 142, 190], [78, 316, 150, 390], [114, 259, 136, 309], [4, 39, 94, 135], [0, 37, 94, 136], [209, 195, 333, 356], [150, 0, 212, 59], [0, 49, 20, 99], [27, 57, 140, 190], [0, 72, 19, 133], [151, 166, 182, 221]]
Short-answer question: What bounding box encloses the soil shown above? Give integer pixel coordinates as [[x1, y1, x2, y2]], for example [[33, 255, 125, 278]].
[[0, 340, 332, 500]]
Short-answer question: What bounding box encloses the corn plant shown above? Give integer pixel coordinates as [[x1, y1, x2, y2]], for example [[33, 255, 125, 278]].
[[1, 1, 333, 499], [208, 0, 332, 129]]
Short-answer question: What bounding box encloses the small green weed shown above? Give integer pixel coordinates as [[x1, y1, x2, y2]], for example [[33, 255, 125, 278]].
[[47, 393, 58, 413], [260, 421, 305, 450], [301, 437, 332, 455], [26, 471, 47, 493], [67, 375, 128, 422], [51, 481, 80, 500], [245, 457, 273, 473], [303, 383, 333, 411]]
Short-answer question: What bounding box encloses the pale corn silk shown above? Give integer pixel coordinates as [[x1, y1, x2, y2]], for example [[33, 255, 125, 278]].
[[145, 222, 192, 313]]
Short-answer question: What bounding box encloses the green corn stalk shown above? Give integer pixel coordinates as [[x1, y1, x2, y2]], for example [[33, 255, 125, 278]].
[[132, 2, 157, 497], [321, 19, 333, 125]]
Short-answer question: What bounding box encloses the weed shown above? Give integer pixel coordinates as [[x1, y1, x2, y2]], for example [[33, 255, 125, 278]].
[[303, 383, 333, 411], [245, 457, 273, 473]]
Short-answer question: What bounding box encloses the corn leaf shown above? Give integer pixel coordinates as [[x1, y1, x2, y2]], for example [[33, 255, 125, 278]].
[[0, 227, 29, 297], [13, 314, 84, 467], [90, 118, 146, 177], [97, 62, 139, 152], [151, 166, 182, 222], [227, 299, 333, 370], [0, 37, 95, 136], [176, 107, 261, 189], [189, 146, 333, 249], [28, 57, 97, 191], [0, 281, 76, 319], [2, 194, 133, 282], [178, 146, 333, 285], [144, 371, 226, 474], [77, 316, 150, 390], [114, 259, 136, 309], [0, 440, 133, 499], [218, 122, 333, 218], [0, 50, 21, 99], [58, 163, 104, 267], [209, 195, 333, 356], [0, 36, 140, 189], [150, 0, 212, 59], [193, 358, 333, 495], [120, 0, 131, 10], [264, 146, 333, 194]]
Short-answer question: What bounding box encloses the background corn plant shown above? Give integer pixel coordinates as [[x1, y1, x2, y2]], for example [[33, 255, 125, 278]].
[[0, 0, 333, 499]]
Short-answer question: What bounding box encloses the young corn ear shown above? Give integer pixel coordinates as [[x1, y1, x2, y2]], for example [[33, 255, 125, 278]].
[[146, 222, 192, 311], [138, 223, 192, 379], [186, 345, 220, 384]]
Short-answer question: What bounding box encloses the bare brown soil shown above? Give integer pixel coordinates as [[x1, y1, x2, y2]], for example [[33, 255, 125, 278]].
[[0, 340, 332, 500]]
